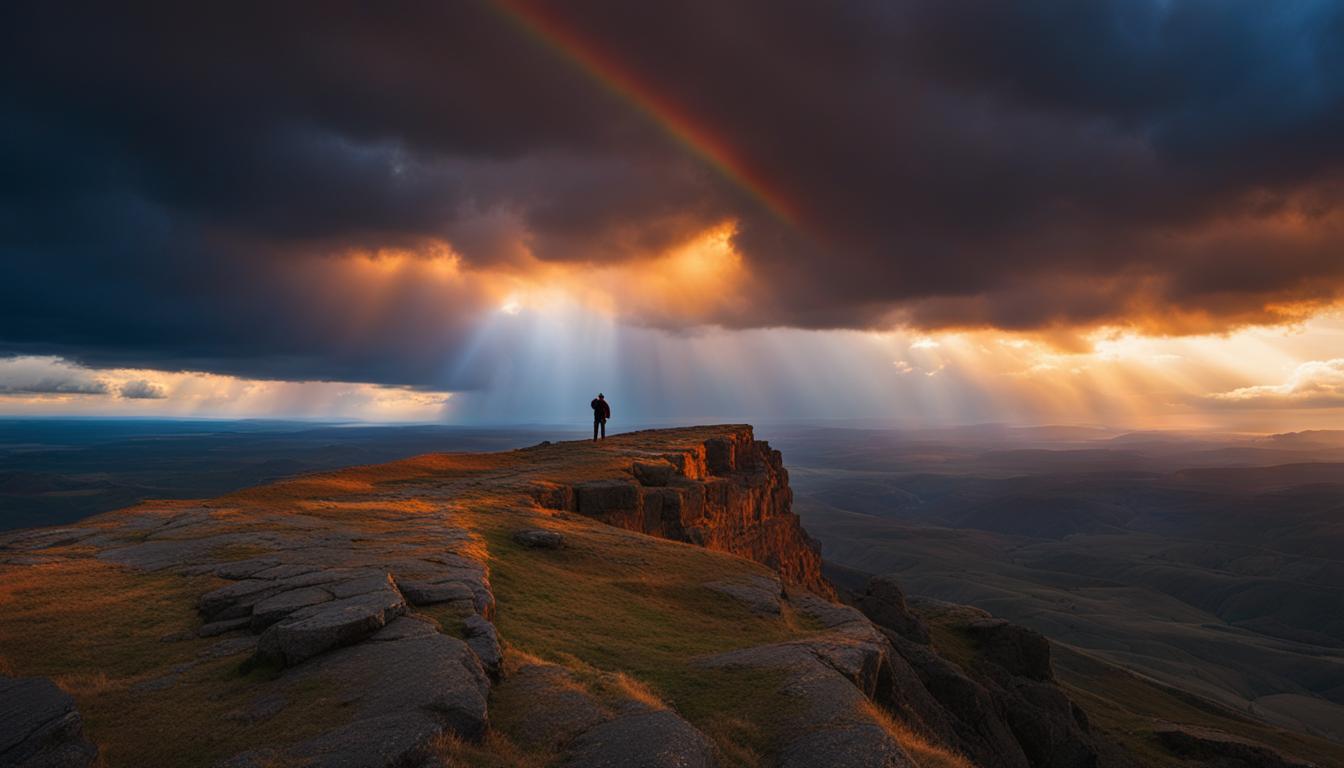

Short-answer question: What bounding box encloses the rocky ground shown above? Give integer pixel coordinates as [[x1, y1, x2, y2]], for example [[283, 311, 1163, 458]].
[[0, 426, 1319, 767]]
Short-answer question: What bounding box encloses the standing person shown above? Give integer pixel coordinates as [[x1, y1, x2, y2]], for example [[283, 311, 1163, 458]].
[[591, 393, 611, 441]]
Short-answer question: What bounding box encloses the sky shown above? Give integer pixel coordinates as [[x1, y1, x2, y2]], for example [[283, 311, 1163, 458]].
[[3, 1, 1344, 429]]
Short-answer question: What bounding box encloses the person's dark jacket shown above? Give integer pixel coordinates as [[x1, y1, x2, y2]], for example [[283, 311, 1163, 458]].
[[591, 398, 611, 420]]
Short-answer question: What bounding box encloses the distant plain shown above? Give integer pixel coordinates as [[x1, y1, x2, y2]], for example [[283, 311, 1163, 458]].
[[773, 426, 1344, 745]]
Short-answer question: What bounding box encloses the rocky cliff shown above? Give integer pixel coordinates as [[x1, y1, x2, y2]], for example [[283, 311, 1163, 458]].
[[0, 425, 1308, 768], [536, 426, 832, 596]]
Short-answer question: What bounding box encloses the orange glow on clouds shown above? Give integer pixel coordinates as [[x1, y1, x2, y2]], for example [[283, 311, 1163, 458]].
[[4, 224, 1342, 429], [466, 220, 749, 324]]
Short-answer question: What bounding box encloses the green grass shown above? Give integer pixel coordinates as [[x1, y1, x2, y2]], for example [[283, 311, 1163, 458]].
[[478, 518, 816, 767]]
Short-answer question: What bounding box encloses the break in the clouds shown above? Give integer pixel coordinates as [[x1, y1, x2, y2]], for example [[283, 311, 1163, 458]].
[[1210, 359, 1344, 408], [3, 1, 1344, 396]]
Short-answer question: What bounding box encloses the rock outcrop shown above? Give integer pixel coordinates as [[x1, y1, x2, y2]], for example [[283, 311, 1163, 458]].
[[846, 580, 1111, 768], [549, 426, 833, 596], [700, 590, 919, 768], [0, 676, 98, 768], [1153, 725, 1314, 768], [0, 425, 1172, 768], [496, 660, 717, 768]]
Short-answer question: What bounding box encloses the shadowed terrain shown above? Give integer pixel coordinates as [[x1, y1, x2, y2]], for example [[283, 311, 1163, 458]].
[[3, 423, 1340, 768], [780, 426, 1344, 754]]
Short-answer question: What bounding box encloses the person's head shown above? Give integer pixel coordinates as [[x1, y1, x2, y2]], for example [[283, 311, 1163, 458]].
[[598, 393, 605, 399]]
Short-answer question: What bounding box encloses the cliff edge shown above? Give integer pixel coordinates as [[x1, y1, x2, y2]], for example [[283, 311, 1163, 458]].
[[0, 425, 1258, 768]]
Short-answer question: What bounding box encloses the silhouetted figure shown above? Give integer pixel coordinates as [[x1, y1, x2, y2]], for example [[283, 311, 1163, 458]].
[[591, 393, 610, 441]]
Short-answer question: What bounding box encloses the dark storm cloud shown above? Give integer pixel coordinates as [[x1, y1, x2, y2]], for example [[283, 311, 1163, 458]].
[[3, 0, 1344, 387]]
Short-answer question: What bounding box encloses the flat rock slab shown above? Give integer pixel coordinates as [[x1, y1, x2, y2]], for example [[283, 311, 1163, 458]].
[[398, 579, 475, 606], [789, 590, 870, 631], [198, 617, 252, 637], [704, 575, 782, 615], [494, 663, 610, 751], [226, 619, 490, 768], [562, 709, 718, 768], [778, 724, 916, 768], [0, 675, 98, 768], [250, 586, 332, 629], [257, 586, 406, 666], [702, 625, 912, 767]]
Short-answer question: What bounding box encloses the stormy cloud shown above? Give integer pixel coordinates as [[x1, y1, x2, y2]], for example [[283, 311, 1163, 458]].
[[4, 0, 1344, 388]]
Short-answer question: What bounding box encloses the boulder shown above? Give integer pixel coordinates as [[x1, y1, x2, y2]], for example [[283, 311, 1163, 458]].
[[257, 586, 406, 666], [854, 575, 930, 644], [0, 676, 98, 768]]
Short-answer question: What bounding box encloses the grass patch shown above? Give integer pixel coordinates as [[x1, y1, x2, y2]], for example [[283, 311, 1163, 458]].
[[0, 559, 349, 766], [427, 731, 554, 768], [922, 621, 980, 673], [408, 606, 470, 639], [1054, 644, 1344, 768], [0, 559, 213, 678], [477, 515, 816, 767]]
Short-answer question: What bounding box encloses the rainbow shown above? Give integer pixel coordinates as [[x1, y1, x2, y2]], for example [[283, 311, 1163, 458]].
[[492, 0, 801, 225]]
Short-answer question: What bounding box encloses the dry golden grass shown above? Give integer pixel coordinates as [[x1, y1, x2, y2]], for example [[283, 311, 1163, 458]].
[[471, 507, 811, 768], [427, 731, 556, 768], [0, 559, 350, 766], [861, 700, 976, 768]]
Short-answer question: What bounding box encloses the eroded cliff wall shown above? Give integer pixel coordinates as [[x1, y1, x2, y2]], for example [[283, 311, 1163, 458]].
[[537, 426, 833, 596]]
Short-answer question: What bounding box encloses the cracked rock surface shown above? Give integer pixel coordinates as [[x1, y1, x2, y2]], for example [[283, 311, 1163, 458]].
[[0, 675, 98, 768]]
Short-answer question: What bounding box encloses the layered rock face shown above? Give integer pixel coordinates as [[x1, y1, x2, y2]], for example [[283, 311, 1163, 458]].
[[843, 575, 1114, 768], [0, 676, 98, 768], [550, 426, 832, 596]]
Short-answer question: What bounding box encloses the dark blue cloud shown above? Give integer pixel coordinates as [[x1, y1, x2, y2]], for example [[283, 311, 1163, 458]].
[[3, 0, 1344, 387]]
